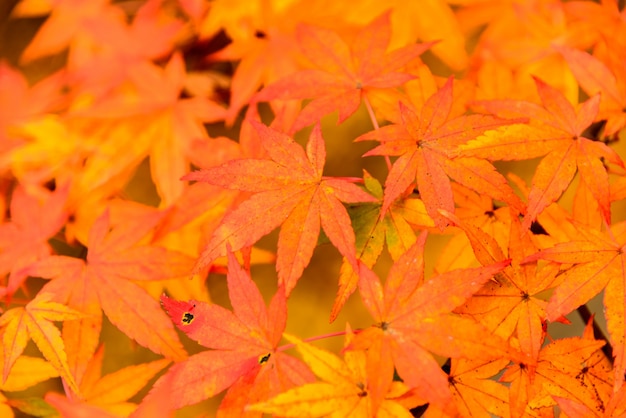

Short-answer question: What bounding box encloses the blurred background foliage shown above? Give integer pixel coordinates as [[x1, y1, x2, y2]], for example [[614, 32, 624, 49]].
[[1, 0, 626, 416]]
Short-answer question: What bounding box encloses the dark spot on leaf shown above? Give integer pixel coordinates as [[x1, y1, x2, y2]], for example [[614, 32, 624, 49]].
[[254, 30, 267, 39], [259, 353, 271, 364], [484, 210, 495, 218], [182, 312, 194, 325], [356, 382, 367, 397]]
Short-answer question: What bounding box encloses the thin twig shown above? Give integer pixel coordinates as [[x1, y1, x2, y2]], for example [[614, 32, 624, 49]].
[[362, 94, 392, 171]]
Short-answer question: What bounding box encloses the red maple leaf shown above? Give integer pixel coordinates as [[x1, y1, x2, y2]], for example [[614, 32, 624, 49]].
[[183, 120, 376, 294], [137, 249, 313, 416], [255, 12, 433, 133]]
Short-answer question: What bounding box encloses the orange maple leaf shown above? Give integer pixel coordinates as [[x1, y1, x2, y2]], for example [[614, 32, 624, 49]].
[[357, 77, 525, 229], [463, 76, 625, 228], [249, 332, 418, 417], [443, 210, 558, 363], [557, 45, 626, 138], [0, 184, 68, 298], [0, 63, 65, 154], [202, 0, 307, 125], [28, 209, 192, 386], [424, 357, 511, 418], [45, 344, 169, 417], [553, 384, 626, 418], [501, 336, 611, 417], [139, 249, 313, 416], [19, 0, 118, 64], [523, 218, 626, 390], [255, 12, 433, 133], [352, 236, 517, 415], [183, 121, 377, 294], [433, 183, 512, 273], [72, 52, 226, 205], [463, 0, 592, 102]]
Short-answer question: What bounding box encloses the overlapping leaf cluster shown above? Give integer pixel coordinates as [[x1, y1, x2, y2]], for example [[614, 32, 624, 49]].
[[0, 0, 626, 417]]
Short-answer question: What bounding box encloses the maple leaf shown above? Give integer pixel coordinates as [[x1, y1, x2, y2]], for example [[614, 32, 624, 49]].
[[0, 63, 65, 154], [0, 354, 58, 393], [523, 218, 626, 390], [563, 0, 626, 60], [501, 336, 611, 417], [443, 210, 558, 363], [71, 0, 182, 65], [138, 249, 313, 416], [557, 45, 626, 138], [248, 331, 416, 417], [58, 0, 184, 111], [554, 384, 626, 418], [255, 12, 433, 133], [463, 0, 592, 103], [28, 209, 192, 387], [463, 76, 625, 228], [549, 316, 620, 418], [352, 237, 517, 414], [331, 171, 433, 321], [0, 184, 68, 298], [0, 292, 83, 393], [357, 77, 525, 229], [201, 0, 309, 125], [434, 183, 512, 273], [183, 121, 376, 294], [2, 115, 93, 187], [422, 357, 511, 418], [19, 0, 120, 64], [390, 1, 468, 72], [72, 52, 226, 205], [45, 344, 169, 417]]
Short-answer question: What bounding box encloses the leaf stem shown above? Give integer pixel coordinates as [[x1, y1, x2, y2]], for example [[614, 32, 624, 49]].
[[321, 176, 364, 183], [277, 330, 350, 352], [362, 94, 392, 171], [576, 304, 613, 364]]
